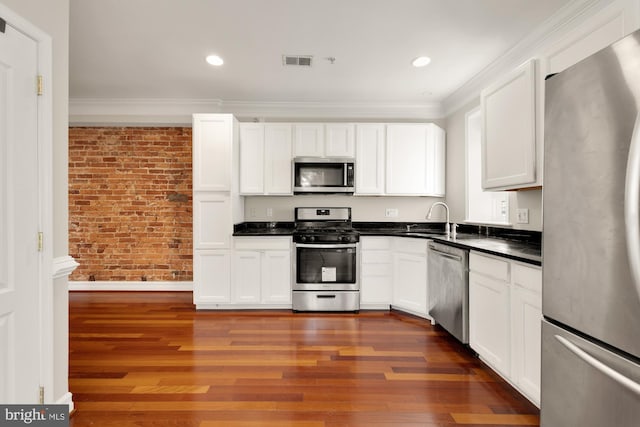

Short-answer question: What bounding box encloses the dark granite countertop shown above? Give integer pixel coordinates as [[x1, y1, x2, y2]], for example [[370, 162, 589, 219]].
[[233, 221, 541, 266]]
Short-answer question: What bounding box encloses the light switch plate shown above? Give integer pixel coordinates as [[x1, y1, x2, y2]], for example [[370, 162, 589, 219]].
[[516, 208, 529, 224]]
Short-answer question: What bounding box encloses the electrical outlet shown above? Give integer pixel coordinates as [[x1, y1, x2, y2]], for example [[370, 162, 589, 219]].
[[385, 208, 399, 218], [266, 208, 273, 218], [516, 208, 529, 224]]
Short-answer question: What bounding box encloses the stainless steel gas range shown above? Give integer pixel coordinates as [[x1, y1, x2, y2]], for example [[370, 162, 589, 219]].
[[292, 207, 360, 312]]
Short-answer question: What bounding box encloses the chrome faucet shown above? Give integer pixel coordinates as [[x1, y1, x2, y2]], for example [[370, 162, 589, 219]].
[[427, 202, 451, 237]]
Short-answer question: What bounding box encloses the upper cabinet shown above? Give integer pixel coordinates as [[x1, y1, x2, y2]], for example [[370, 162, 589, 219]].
[[481, 59, 537, 191], [193, 114, 234, 191], [293, 123, 355, 157], [239, 123, 292, 195], [386, 123, 445, 196], [355, 124, 386, 195]]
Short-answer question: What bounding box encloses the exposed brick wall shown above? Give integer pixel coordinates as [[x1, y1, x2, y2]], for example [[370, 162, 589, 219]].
[[69, 127, 193, 282]]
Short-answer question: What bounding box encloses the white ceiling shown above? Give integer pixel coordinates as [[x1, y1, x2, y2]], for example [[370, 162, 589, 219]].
[[69, 0, 574, 117]]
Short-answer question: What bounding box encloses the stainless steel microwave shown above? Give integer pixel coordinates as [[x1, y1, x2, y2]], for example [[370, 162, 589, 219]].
[[293, 157, 355, 194]]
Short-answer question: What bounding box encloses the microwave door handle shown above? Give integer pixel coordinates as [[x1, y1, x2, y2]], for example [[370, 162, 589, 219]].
[[344, 164, 347, 186], [624, 112, 640, 303]]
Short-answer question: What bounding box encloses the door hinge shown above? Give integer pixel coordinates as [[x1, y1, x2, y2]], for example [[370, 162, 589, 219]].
[[38, 232, 43, 251], [37, 75, 43, 96], [39, 386, 44, 404]]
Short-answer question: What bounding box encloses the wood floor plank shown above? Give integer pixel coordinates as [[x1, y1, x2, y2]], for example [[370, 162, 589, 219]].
[[68, 291, 539, 427]]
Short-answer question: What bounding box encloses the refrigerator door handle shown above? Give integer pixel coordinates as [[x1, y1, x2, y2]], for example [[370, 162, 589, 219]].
[[555, 334, 640, 396], [624, 112, 640, 302]]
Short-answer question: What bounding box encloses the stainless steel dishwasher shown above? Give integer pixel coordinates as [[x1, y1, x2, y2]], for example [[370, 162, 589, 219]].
[[427, 241, 469, 343]]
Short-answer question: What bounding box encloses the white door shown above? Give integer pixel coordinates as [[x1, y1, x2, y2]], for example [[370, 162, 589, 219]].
[[0, 21, 41, 403]]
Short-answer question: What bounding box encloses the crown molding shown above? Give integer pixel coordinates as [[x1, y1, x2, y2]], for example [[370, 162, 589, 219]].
[[69, 98, 444, 126], [442, 0, 611, 116]]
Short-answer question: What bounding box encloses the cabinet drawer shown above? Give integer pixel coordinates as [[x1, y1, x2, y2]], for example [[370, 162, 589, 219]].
[[234, 237, 291, 250], [362, 251, 391, 264], [361, 237, 392, 250], [470, 252, 510, 282], [512, 262, 542, 294]]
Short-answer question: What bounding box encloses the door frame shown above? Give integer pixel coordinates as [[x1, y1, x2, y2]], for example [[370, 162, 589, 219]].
[[0, 3, 54, 403]]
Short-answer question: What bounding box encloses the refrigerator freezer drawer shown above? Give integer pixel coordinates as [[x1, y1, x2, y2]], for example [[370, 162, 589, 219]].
[[541, 320, 640, 427]]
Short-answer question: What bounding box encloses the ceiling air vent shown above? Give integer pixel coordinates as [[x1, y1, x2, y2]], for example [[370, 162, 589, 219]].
[[283, 55, 313, 67]]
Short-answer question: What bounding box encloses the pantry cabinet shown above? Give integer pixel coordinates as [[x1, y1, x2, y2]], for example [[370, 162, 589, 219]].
[[192, 114, 244, 310], [480, 59, 537, 190], [386, 124, 445, 196], [469, 251, 542, 406], [239, 123, 292, 195]]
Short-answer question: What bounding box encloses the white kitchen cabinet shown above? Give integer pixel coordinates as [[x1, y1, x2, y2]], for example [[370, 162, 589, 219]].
[[193, 114, 244, 310], [239, 123, 292, 195], [233, 237, 292, 307], [480, 59, 537, 190], [386, 123, 445, 196], [193, 114, 234, 191], [360, 237, 392, 309], [294, 124, 324, 157], [193, 250, 232, 305], [469, 251, 542, 406], [391, 238, 428, 318], [355, 124, 385, 195], [325, 124, 355, 157], [293, 123, 355, 158], [510, 263, 542, 406]]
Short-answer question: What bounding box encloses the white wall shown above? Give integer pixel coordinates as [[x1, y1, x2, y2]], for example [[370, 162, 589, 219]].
[[1, 0, 70, 404]]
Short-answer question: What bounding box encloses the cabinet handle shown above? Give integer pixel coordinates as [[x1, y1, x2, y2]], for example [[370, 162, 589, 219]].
[[624, 112, 640, 303], [555, 334, 640, 397]]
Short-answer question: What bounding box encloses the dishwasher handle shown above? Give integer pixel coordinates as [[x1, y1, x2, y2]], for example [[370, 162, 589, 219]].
[[428, 245, 463, 262]]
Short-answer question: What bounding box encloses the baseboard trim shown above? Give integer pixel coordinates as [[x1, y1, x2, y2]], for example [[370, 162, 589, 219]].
[[55, 391, 74, 413], [69, 281, 193, 291]]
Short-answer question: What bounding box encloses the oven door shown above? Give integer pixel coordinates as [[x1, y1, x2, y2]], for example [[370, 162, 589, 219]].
[[293, 243, 359, 291]]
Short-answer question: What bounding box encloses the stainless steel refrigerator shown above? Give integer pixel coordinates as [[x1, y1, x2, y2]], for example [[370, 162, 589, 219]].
[[542, 29, 640, 426]]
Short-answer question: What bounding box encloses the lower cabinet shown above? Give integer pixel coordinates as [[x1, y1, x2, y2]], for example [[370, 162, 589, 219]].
[[391, 237, 428, 318], [360, 237, 392, 309], [469, 251, 541, 406], [233, 237, 292, 308], [193, 250, 232, 306]]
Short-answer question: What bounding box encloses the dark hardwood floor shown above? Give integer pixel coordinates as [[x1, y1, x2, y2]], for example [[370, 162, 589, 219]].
[[68, 292, 539, 426]]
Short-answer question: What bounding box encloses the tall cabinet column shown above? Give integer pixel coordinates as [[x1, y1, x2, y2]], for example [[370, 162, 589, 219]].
[[192, 114, 244, 309]]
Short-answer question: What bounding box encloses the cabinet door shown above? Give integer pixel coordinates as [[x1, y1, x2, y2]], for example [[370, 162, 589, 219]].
[[294, 124, 324, 157], [325, 124, 355, 157], [264, 124, 293, 195], [481, 59, 536, 190], [361, 251, 392, 306], [192, 114, 232, 191], [262, 250, 292, 304], [425, 124, 446, 196], [511, 284, 542, 405], [234, 251, 261, 303], [386, 124, 428, 195], [193, 193, 231, 249], [239, 124, 265, 194], [355, 124, 385, 195], [469, 271, 511, 377], [193, 250, 231, 305], [392, 251, 428, 317]]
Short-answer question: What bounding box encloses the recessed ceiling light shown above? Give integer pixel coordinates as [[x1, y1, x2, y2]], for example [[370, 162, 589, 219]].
[[206, 54, 224, 66], [412, 56, 431, 67]]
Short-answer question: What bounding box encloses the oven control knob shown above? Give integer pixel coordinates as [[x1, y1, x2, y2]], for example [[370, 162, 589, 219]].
[[309, 236, 316, 242], [342, 236, 350, 242], [300, 236, 306, 242]]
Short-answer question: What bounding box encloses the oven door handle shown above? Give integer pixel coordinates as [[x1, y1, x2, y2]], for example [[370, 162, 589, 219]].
[[294, 243, 358, 249]]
